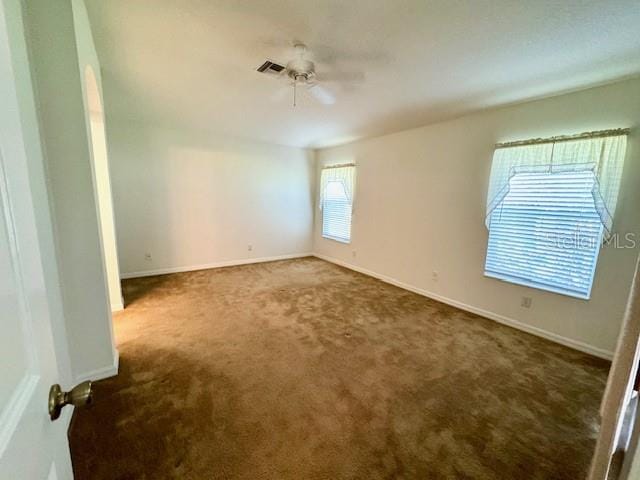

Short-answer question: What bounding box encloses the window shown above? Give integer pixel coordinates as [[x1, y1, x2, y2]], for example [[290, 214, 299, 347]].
[[485, 170, 603, 299], [319, 165, 355, 243], [322, 180, 352, 242], [484, 131, 627, 299]]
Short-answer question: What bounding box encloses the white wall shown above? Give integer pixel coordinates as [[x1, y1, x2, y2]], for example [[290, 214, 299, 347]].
[[107, 120, 315, 277], [314, 77, 640, 358], [22, 0, 117, 381]]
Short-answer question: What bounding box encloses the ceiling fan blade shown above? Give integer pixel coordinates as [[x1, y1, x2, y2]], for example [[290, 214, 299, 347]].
[[306, 83, 335, 105], [311, 44, 391, 64], [315, 71, 365, 83]]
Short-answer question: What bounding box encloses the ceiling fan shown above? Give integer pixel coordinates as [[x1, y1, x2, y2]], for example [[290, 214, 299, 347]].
[[256, 43, 363, 107]]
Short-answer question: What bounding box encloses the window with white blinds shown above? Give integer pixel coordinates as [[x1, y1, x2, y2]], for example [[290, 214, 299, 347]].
[[322, 179, 353, 242], [485, 170, 603, 299]]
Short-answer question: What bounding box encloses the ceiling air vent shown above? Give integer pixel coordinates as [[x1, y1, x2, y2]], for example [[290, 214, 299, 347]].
[[257, 60, 285, 74]]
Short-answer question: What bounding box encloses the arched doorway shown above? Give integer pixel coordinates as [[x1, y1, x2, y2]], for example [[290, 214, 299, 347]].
[[84, 65, 123, 312]]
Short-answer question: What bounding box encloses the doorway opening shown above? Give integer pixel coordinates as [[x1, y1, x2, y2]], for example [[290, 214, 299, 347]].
[[83, 65, 123, 312]]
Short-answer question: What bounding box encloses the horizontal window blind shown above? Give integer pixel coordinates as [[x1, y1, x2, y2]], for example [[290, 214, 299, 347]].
[[485, 170, 603, 299], [322, 180, 352, 242]]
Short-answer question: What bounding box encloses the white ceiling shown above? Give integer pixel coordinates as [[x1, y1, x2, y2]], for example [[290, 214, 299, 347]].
[[86, 0, 640, 149]]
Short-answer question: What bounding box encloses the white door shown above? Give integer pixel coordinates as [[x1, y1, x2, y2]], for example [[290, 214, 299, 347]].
[[0, 1, 75, 478]]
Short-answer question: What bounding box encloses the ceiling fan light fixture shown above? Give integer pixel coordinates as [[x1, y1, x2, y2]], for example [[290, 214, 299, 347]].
[[257, 42, 345, 107]]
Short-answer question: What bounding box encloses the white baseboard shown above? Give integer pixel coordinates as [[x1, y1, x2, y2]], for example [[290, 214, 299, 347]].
[[314, 253, 613, 360], [75, 349, 119, 383], [111, 301, 124, 312], [121, 253, 313, 279]]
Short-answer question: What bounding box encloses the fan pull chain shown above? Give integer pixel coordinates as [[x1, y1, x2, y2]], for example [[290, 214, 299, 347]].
[[293, 79, 297, 107]]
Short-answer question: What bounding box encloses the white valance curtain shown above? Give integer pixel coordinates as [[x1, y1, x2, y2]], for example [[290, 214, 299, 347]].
[[319, 164, 356, 209], [486, 133, 628, 239]]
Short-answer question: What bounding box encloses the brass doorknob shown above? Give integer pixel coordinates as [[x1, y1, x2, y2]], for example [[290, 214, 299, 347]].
[[49, 381, 93, 421]]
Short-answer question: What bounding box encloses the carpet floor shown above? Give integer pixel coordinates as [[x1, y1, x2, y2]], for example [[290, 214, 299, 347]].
[[69, 257, 610, 479]]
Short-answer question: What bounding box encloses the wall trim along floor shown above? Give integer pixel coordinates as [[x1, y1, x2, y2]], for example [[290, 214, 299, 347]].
[[75, 350, 120, 384], [119, 251, 613, 360], [120, 253, 314, 279], [313, 253, 614, 361], [111, 300, 124, 312]]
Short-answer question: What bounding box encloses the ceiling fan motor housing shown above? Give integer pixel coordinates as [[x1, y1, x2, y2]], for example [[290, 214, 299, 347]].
[[287, 58, 316, 82]]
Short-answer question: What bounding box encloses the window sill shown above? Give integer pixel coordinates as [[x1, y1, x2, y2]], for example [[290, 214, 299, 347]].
[[322, 235, 351, 245], [484, 271, 591, 300]]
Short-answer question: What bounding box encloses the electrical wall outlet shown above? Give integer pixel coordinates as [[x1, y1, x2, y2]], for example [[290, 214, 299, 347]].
[[144, 253, 152, 261], [247, 245, 253, 252], [352, 250, 357, 258], [521, 296, 532, 308], [432, 271, 439, 282]]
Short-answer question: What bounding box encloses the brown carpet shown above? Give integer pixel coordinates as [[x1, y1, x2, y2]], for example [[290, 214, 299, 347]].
[[69, 257, 609, 479]]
